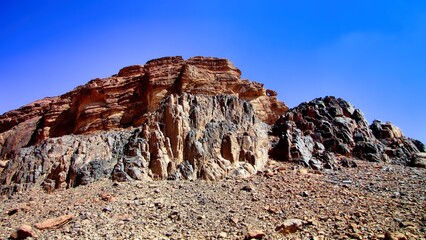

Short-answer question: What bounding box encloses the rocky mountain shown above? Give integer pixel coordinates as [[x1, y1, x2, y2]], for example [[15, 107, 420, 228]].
[[270, 96, 423, 169], [0, 56, 424, 197]]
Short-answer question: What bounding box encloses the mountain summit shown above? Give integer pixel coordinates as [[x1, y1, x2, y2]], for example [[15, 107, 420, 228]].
[[0, 56, 423, 197]]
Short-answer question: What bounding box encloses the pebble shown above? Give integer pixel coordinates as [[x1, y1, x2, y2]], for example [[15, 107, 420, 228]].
[[102, 207, 112, 212], [300, 191, 309, 197], [241, 185, 254, 192], [10, 224, 37, 239], [245, 230, 265, 239], [275, 219, 303, 235]]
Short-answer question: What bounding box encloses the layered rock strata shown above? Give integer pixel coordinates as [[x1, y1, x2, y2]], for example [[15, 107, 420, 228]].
[[0, 94, 269, 196], [0, 56, 286, 160], [270, 96, 423, 169]]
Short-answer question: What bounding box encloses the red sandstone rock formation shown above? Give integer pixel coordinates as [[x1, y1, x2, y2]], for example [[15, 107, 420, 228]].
[[0, 56, 287, 159], [0, 56, 285, 196]]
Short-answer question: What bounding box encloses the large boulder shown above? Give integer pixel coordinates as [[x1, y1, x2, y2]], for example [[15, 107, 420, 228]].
[[411, 152, 426, 168]]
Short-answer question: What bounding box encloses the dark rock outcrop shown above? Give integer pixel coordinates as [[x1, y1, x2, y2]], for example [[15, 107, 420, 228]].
[[270, 96, 422, 169]]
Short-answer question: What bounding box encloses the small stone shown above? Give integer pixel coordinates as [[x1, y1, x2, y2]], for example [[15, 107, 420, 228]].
[[10, 224, 37, 239], [399, 221, 415, 228], [168, 210, 180, 220], [74, 198, 86, 206], [34, 214, 75, 230], [276, 219, 303, 235], [115, 214, 132, 221], [347, 232, 362, 239], [384, 231, 398, 240], [7, 205, 32, 216], [392, 192, 400, 198], [300, 191, 309, 197], [276, 166, 286, 172], [375, 234, 385, 239], [299, 168, 308, 175], [306, 218, 318, 226], [241, 185, 254, 192], [219, 232, 227, 238], [265, 169, 274, 177], [102, 207, 112, 212], [245, 230, 265, 239], [99, 192, 115, 202], [230, 216, 239, 225]]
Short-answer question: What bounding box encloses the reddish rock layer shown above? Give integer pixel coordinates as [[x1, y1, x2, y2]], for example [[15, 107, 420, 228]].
[[0, 56, 287, 159]]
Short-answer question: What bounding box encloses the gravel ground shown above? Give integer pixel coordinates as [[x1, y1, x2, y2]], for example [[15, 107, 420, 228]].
[[1, 159, 425, 240]]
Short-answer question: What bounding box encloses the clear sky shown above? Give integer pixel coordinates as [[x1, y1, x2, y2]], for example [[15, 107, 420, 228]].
[[0, 1, 425, 143]]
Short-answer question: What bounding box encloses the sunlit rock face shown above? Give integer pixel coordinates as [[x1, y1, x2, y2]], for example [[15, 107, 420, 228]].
[[0, 94, 270, 196], [0, 56, 285, 196], [0, 56, 287, 159]]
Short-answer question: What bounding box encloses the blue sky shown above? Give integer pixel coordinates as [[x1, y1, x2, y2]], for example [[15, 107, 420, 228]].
[[0, 1, 425, 142]]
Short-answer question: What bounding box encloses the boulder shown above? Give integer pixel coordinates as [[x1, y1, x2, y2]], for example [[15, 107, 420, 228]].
[[411, 152, 426, 168]]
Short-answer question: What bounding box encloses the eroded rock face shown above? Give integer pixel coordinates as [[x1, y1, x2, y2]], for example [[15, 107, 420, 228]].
[[0, 56, 287, 159], [270, 96, 422, 169], [0, 94, 269, 196], [1, 56, 424, 197]]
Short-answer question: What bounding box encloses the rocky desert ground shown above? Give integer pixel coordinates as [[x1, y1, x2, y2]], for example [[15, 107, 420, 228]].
[[2, 159, 425, 240]]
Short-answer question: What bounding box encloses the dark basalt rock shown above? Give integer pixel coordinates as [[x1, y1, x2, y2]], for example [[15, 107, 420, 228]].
[[271, 96, 422, 168]]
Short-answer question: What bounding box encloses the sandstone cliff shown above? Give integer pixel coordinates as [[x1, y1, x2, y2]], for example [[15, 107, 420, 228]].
[[0, 57, 281, 196], [1, 94, 269, 196], [0, 56, 287, 159]]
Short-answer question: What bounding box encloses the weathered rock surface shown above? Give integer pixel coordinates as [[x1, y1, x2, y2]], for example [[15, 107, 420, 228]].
[[0, 56, 286, 159], [2, 160, 425, 239], [271, 96, 423, 168], [1, 94, 269, 196]]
